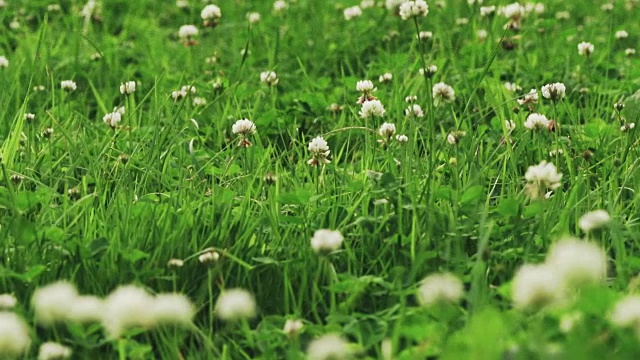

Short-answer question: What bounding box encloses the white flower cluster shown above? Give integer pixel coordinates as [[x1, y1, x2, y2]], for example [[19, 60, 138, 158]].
[[61, 80, 77, 92], [523, 113, 550, 130], [260, 71, 279, 86], [310, 229, 343, 253], [201, 4, 221, 27], [232, 119, 257, 147], [359, 99, 386, 118], [307, 136, 331, 165], [0, 312, 31, 358], [399, 0, 429, 20], [0, 55, 8, 68], [578, 41, 595, 56], [215, 288, 257, 321], [416, 272, 464, 307], [541, 82, 566, 101], [344, 6, 362, 20], [432, 82, 455, 105], [524, 160, 562, 199], [120, 81, 136, 95]]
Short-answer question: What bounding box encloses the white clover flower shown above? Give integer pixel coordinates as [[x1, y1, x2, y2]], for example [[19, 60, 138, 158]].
[[360, 0, 375, 8], [310, 229, 343, 254], [215, 288, 257, 321], [60, 80, 77, 92], [120, 81, 136, 95], [260, 71, 279, 86], [103, 112, 122, 128], [32, 281, 79, 325], [498, 2, 525, 20], [24, 113, 36, 121], [517, 88, 538, 105], [232, 119, 256, 136], [0, 294, 17, 309], [541, 82, 566, 101], [416, 272, 464, 307], [578, 41, 594, 56], [610, 296, 640, 331], [625, 48, 636, 56], [344, 5, 362, 20], [418, 31, 433, 40], [385, 0, 405, 11], [0, 56, 8, 68], [405, 95, 417, 103], [477, 29, 488, 41], [168, 258, 185, 268], [405, 104, 424, 117], [359, 100, 386, 118], [621, 123, 636, 131], [151, 293, 195, 326], [307, 334, 351, 360], [432, 82, 455, 105], [523, 113, 550, 130], [525, 160, 562, 191], [579, 210, 611, 233], [33, 85, 46, 92], [505, 119, 516, 132], [0, 312, 31, 357], [101, 285, 156, 338], [201, 4, 222, 25], [399, 0, 429, 20], [66, 295, 104, 323], [356, 80, 375, 92], [615, 30, 629, 39], [307, 136, 331, 165], [247, 12, 261, 24], [419, 65, 437, 77], [456, 17, 469, 25], [555, 11, 570, 20], [192, 97, 207, 107], [178, 25, 198, 39], [480, 5, 496, 16], [379, 73, 393, 83], [114, 106, 126, 115], [283, 319, 303, 338], [545, 237, 607, 288], [273, 0, 288, 13], [511, 263, 560, 310], [379, 122, 396, 138], [446, 131, 466, 145], [601, 2, 614, 11], [38, 342, 72, 360], [181, 85, 197, 94], [199, 250, 220, 264], [396, 134, 409, 143]]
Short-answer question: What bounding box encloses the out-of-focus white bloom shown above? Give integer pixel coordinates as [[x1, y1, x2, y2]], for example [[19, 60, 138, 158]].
[[615, 30, 629, 39], [432, 82, 455, 105], [178, 25, 198, 40], [396, 134, 409, 143], [307, 136, 331, 165], [446, 131, 466, 145], [480, 5, 496, 16], [399, 0, 429, 20], [232, 119, 256, 136], [199, 250, 220, 264], [498, 3, 525, 20], [0, 56, 8, 68], [344, 6, 362, 20], [541, 82, 566, 101], [24, 113, 36, 121], [260, 71, 279, 86], [477, 29, 488, 41], [418, 31, 433, 40], [360, 0, 375, 8], [555, 11, 570, 20], [405, 104, 424, 117], [102, 285, 156, 338], [625, 48, 636, 56], [0, 312, 31, 357], [32, 281, 78, 325], [386, 0, 405, 11], [356, 80, 375, 92], [579, 210, 611, 232], [168, 258, 185, 268], [621, 123, 636, 131], [60, 80, 77, 92], [283, 319, 303, 337], [38, 342, 72, 360], [456, 17, 469, 25], [307, 334, 351, 360], [559, 312, 583, 333], [176, 0, 188, 9], [151, 293, 194, 325], [511, 263, 560, 310], [247, 12, 261, 24], [379, 73, 393, 83], [546, 237, 607, 288], [416, 273, 464, 307], [505, 119, 516, 132], [273, 0, 288, 13], [66, 295, 103, 323], [419, 65, 438, 77], [192, 97, 206, 106], [114, 106, 126, 115], [523, 113, 550, 130], [103, 112, 122, 128], [525, 160, 562, 190], [379, 123, 396, 139], [601, 2, 614, 11], [610, 296, 640, 330], [517, 88, 538, 105], [33, 85, 46, 92], [359, 100, 386, 118], [9, 19, 20, 30], [215, 288, 257, 321], [120, 81, 136, 95], [578, 42, 595, 56], [310, 229, 343, 254], [405, 95, 417, 103], [201, 4, 222, 27], [0, 294, 17, 309]]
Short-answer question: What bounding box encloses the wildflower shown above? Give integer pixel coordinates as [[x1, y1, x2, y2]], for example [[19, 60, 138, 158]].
[[432, 82, 455, 105], [178, 25, 199, 46], [307, 334, 351, 360], [260, 71, 279, 86], [151, 293, 194, 325], [379, 123, 396, 142], [307, 136, 331, 166], [555, 11, 570, 20], [119, 81, 136, 95], [385, 0, 404, 12], [231, 119, 256, 147], [511, 263, 560, 310], [405, 104, 424, 117], [0, 312, 31, 357], [416, 273, 464, 307], [505, 119, 516, 132], [192, 97, 206, 107], [114, 106, 126, 115], [103, 112, 122, 128], [38, 342, 72, 360], [456, 17, 469, 25], [361, 0, 375, 9], [41, 128, 54, 138], [524, 160, 562, 199], [546, 237, 607, 288], [33, 85, 46, 92], [621, 123, 635, 132], [477, 29, 488, 41], [101, 285, 156, 338], [615, 30, 629, 39], [168, 258, 184, 268], [399, 0, 429, 20], [327, 103, 343, 113], [625, 48, 636, 56], [446, 131, 466, 145], [201, 4, 221, 27], [215, 288, 257, 321], [32, 281, 79, 325], [419, 65, 437, 78], [418, 31, 433, 40], [176, 0, 188, 8], [541, 82, 566, 101], [66, 295, 103, 323], [579, 210, 611, 233], [356, 80, 377, 103], [480, 5, 496, 16], [405, 95, 418, 103], [199, 250, 220, 264], [610, 296, 640, 332], [60, 80, 77, 92], [283, 319, 304, 338], [498, 2, 525, 30], [517, 88, 538, 105], [359, 100, 386, 119], [24, 113, 36, 121], [379, 73, 393, 83], [577, 41, 594, 56], [0, 56, 8, 68], [344, 6, 362, 20], [310, 229, 343, 254], [523, 113, 550, 130], [247, 12, 261, 24], [0, 294, 17, 309], [273, 1, 288, 14], [396, 134, 409, 143], [601, 3, 614, 11]]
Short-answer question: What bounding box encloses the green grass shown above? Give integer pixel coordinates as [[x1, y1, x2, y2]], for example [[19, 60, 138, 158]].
[[1, 0, 640, 359]]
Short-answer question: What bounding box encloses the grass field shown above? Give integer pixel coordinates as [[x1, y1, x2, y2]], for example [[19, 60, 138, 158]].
[[1, 0, 640, 359]]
